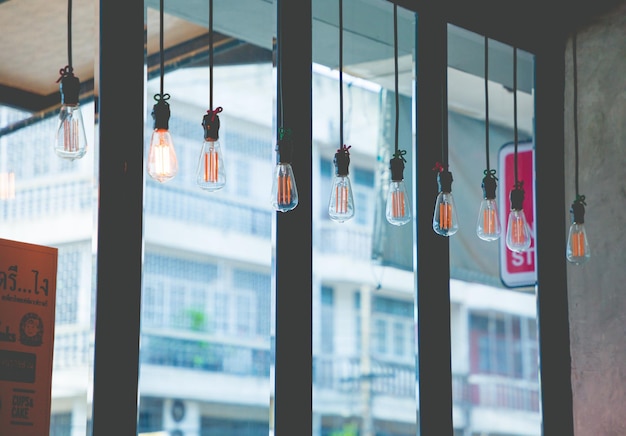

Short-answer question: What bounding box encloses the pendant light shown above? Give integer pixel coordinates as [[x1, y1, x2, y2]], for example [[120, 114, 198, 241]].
[[566, 32, 590, 264], [328, 0, 355, 223], [54, 0, 88, 161], [196, 0, 226, 191], [147, 0, 179, 183], [505, 47, 532, 252], [432, 40, 458, 236], [271, 128, 298, 212], [270, 4, 298, 213], [385, 3, 411, 226], [476, 36, 501, 241]]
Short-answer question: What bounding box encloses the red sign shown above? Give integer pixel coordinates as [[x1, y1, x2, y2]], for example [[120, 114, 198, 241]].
[[498, 141, 537, 288], [0, 238, 58, 436]]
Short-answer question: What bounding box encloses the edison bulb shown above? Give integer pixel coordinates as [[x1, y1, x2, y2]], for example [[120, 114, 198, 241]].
[[196, 108, 225, 191], [505, 186, 531, 252], [566, 198, 590, 264], [147, 128, 178, 183], [55, 104, 88, 160], [55, 70, 87, 160], [271, 162, 298, 212], [328, 144, 354, 223], [196, 139, 226, 191], [147, 95, 178, 183], [433, 191, 459, 236], [432, 169, 458, 236], [329, 175, 354, 222], [386, 180, 411, 226], [506, 209, 532, 252]]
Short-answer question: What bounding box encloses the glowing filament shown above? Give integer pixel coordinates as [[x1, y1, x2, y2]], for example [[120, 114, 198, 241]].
[[439, 202, 452, 229], [204, 147, 219, 183], [63, 118, 80, 152], [155, 144, 171, 176], [483, 209, 497, 234], [510, 217, 525, 245], [0, 172, 15, 200], [571, 231, 585, 257], [391, 191, 406, 218], [278, 174, 292, 205], [335, 185, 349, 213]]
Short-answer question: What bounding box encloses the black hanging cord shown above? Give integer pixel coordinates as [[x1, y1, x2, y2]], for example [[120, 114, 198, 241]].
[[572, 32, 580, 198], [275, 5, 292, 164], [480, 35, 498, 200], [389, 3, 407, 183], [57, 0, 76, 85], [159, 0, 165, 97], [339, 0, 344, 146], [513, 46, 519, 186], [67, 0, 73, 70], [151, 0, 171, 130], [394, 3, 399, 156], [209, 0, 214, 110], [484, 36, 490, 172], [277, 16, 283, 128], [441, 31, 448, 168], [570, 31, 586, 221]]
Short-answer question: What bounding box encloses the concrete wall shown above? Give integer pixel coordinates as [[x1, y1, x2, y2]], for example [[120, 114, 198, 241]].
[[563, 3, 626, 434]]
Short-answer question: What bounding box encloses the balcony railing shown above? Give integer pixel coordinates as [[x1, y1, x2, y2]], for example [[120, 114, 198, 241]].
[[314, 356, 540, 413], [139, 334, 271, 377], [453, 373, 541, 412], [316, 222, 373, 261]]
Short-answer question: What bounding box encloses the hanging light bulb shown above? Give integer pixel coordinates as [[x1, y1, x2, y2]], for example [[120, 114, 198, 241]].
[[196, 107, 226, 191], [147, 0, 177, 183], [386, 151, 411, 226], [432, 163, 458, 236], [566, 35, 590, 265], [271, 128, 298, 212], [477, 170, 501, 241], [505, 47, 531, 252], [385, 5, 410, 227], [147, 94, 178, 183], [0, 171, 15, 200], [566, 195, 590, 264], [54, 0, 88, 161], [505, 183, 532, 252], [196, 0, 225, 192], [328, 144, 354, 222], [476, 36, 500, 241], [54, 66, 88, 161]]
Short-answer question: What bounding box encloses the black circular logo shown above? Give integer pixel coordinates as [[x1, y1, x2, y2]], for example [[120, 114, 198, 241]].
[[19, 312, 43, 346]]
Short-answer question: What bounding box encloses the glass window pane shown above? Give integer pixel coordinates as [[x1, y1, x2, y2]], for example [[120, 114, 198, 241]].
[[139, 2, 274, 434], [447, 24, 542, 434], [312, 1, 418, 435], [0, 102, 98, 433]]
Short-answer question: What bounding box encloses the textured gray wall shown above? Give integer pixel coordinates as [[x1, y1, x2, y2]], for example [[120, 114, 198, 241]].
[[564, 3, 626, 434]]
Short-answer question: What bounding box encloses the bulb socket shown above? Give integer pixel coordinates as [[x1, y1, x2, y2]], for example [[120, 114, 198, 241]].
[[334, 146, 350, 176], [202, 111, 221, 141], [152, 98, 171, 130], [276, 128, 294, 164], [437, 170, 453, 193], [60, 74, 80, 105], [481, 174, 497, 199], [510, 187, 525, 211], [571, 200, 586, 224], [389, 156, 405, 182]]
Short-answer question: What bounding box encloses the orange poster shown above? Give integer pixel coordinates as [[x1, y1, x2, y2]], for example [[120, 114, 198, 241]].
[[0, 238, 58, 436]]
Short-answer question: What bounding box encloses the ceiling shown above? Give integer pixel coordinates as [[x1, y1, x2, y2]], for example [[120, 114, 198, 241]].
[[0, 0, 621, 117]]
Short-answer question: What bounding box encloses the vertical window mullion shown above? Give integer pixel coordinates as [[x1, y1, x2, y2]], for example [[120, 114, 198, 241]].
[[91, 0, 144, 434], [274, 0, 313, 434], [416, 7, 455, 435]]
